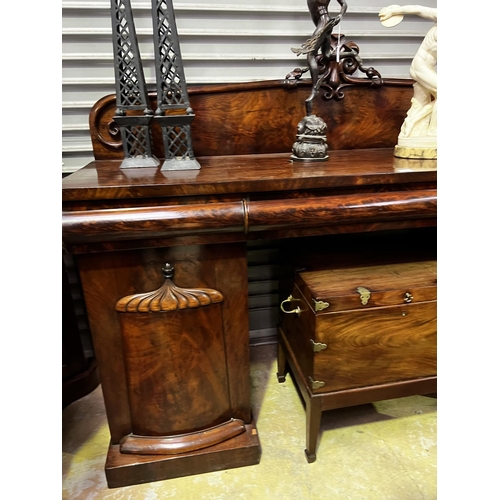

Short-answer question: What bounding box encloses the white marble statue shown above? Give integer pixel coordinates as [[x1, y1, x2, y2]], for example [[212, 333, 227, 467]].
[[379, 5, 437, 159]]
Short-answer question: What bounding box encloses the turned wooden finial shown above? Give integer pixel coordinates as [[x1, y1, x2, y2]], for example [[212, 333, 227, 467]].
[[161, 262, 175, 279]]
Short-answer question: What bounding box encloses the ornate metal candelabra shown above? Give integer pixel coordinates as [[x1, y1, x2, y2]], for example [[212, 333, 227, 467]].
[[110, 0, 159, 168], [152, 0, 200, 171], [289, 0, 382, 162], [109, 0, 200, 170]]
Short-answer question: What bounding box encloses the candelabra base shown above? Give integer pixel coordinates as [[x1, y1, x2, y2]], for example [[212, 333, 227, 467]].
[[120, 156, 160, 169], [291, 115, 329, 162], [160, 157, 201, 171]]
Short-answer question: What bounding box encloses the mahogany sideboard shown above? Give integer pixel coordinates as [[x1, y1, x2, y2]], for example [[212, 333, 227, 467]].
[[62, 79, 437, 488]]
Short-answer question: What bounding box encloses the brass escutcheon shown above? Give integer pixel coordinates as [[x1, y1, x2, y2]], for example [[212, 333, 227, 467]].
[[310, 339, 327, 352], [356, 286, 371, 305], [308, 377, 325, 390], [312, 299, 330, 312]]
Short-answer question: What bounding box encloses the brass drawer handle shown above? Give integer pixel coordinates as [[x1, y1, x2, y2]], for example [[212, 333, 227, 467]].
[[404, 292, 413, 303], [280, 295, 304, 316]]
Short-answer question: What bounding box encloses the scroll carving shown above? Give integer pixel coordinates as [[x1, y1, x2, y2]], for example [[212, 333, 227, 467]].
[[115, 263, 223, 313], [285, 34, 383, 102]]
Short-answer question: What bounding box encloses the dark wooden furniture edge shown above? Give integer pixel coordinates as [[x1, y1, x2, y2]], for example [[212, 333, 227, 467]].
[[63, 187, 436, 246], [62, 358, 100, 409], [62, 150, 436, 202], [185, 77, 414, 94]]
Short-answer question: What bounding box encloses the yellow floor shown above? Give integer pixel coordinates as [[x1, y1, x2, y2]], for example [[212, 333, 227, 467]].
[[62, 343, 437, 499]]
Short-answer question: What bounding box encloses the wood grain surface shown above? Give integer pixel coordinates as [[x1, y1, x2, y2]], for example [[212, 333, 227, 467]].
[[313, 302, 437, 392], [76, 243, 252, 444], [62, 149, 435, 202], [119, 306, 232, 436], [63, 188, 436, 246], [119, 419, 246, 455], [89, 80, 413, 161], [296, 260, 437, 313]]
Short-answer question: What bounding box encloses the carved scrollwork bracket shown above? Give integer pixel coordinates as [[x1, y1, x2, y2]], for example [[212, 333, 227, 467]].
[[284, 34, 383, 101], [108, 119, 121, 141], [115, 263, 224, 313]]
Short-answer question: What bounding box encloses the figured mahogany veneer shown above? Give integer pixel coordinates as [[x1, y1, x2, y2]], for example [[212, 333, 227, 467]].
[[277, 256, 437, 462], [88, 80, 414, 161], [62, 149, 434, 202], [63, 187, 436, 245], [62, 149, 436, 254], [62, 79, 436, 487]]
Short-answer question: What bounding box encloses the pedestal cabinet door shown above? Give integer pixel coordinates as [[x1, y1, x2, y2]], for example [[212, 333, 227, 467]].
[[115, 263, 245, 455]]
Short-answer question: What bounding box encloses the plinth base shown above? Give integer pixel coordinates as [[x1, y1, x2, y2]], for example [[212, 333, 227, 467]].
[[120, 156, 160, 169], [160, 157, 201, 171], [394, 145, 437, 160], [291, 154, 329, 162], [105, 420, 261, 488]]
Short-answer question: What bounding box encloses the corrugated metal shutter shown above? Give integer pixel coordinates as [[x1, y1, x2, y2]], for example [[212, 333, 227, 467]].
[[62, 0, 436, 174], [63, 253, 94, 358], [247, 240, 281, 344], [62, 0, 437, 343]]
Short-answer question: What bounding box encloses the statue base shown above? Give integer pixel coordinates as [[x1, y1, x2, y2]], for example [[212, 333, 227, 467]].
[[394, 145, 437, 160], [394, 134, 437, 160]]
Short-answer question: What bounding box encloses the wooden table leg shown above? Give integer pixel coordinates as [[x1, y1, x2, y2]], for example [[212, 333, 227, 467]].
[[305, 396, 322, 463], [276, 340, 288, 383]]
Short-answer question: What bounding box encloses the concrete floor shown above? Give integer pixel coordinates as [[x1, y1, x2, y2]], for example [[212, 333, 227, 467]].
[[62, 343, 437, 499]]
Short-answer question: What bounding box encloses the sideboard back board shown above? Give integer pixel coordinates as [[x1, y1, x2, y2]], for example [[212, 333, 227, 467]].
[[89, 79, 414, 160]]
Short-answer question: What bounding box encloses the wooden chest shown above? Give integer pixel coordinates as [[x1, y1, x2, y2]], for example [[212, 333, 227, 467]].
[[277, 257, 437, 462]]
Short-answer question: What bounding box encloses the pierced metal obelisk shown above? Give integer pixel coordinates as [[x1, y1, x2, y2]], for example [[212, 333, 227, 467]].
[[110, 0, 159, 168], [152, 0, 200, 171]]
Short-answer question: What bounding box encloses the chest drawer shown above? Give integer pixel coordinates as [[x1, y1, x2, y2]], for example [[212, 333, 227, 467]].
[[279, 260, 437, 394]]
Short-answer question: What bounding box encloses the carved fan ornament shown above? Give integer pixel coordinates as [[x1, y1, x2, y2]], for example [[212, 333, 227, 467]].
[[115, 263, 223, 313]]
